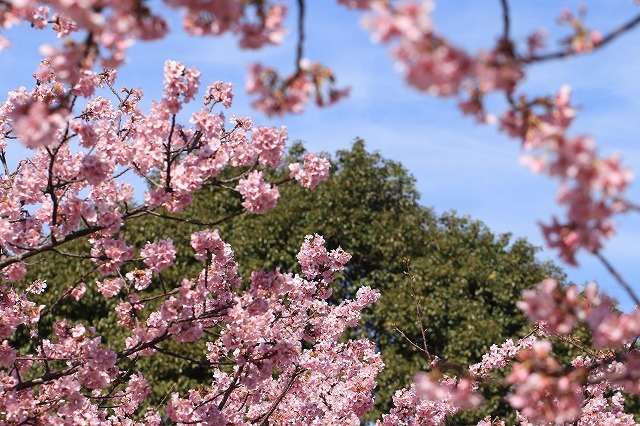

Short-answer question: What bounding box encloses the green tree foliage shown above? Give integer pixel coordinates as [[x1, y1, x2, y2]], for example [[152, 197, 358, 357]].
[[24, 140, 565, 423]]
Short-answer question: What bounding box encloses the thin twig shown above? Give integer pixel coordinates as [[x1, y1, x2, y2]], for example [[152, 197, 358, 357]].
[[153, 345, 222, 367], [392, 324, 430, 356], [525, 13, 640, 63], [594, 250, 640, 307], [145, 209, 245, 227], [404, 260, 431, 360], [49, 247, 93, 259], [553, 334, 602, 359]]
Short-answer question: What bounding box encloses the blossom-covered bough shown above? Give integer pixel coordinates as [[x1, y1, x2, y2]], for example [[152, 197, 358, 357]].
[[1, 0, 640, 424]]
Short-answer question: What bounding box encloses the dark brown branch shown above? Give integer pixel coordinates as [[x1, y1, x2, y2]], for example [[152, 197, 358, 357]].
[[217, 365, 244, 410], [152, 345, 227, 367], [499, 0, 511, 41], [594, 250, 640, 307], [0, 149, 10, 180], [117, 330, 170, 359], [257, 367, 304, 426], [98, 356, 141, 406], [525, 13, 640, 63], [165, 114, 177, 192], [13, 366, 80, 391], [146, 209, 245, 227], [295, 0, 305, 74]]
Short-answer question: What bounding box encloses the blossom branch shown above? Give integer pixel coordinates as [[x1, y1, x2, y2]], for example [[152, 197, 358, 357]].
[[256, 366, 305, 426], [13, 366, 80, 391], [524, 13, 640, 63], [0, 205, 147, 270]]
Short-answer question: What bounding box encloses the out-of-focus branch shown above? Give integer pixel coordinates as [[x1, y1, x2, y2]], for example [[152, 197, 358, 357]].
[[499, 0, 511, 41], [525, 13, 640, 63], [295, 0, 305, 75], [594, 250, 640, 307]]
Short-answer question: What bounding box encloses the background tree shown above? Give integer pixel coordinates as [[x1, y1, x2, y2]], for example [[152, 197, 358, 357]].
[[26, 140, 566, 423]]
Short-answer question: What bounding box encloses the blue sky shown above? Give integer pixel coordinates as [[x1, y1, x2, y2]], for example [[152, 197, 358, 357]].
[[1, 1, 640, 309]]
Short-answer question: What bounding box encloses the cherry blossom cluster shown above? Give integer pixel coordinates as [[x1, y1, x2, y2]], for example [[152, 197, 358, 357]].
[[557, 7, 604, 53], [469, 333, 538, 378], [377, 274, 640, 424], [1, 1, 347, 117], [504, 87, 633, 264], [0, 0, 169, 71], [236, 171, 280, 214], [167, 268, 382, 424], [348, 1, 634, 265], [0, 1, 286, 74], [289, 153, 331, 189], [0, 58, 330, 280], [494, 278, 640, 423], [518, 278, 640, 349], [297, 233, 352, 285], [167, 0, 288, 48], [246, 61, 350, 116], [140, 239, 176, 273], [506, 340, 586, 423], [0, 225, 382, 423], [506, 344, 640, 424], [360, 1, 525, 105], [377, 374, 483, 426], [0, 45, 369, 421]]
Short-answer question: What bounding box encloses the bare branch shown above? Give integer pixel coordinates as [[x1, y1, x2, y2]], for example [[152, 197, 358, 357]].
[[392, 323, 430, 357], [404, 260, 431, 360]]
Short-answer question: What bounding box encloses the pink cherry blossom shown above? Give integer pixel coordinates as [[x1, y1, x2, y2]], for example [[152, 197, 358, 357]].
[[140, 239, 177, 273], [236, 170, 280, 214], [289, 153, 331, 189]]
